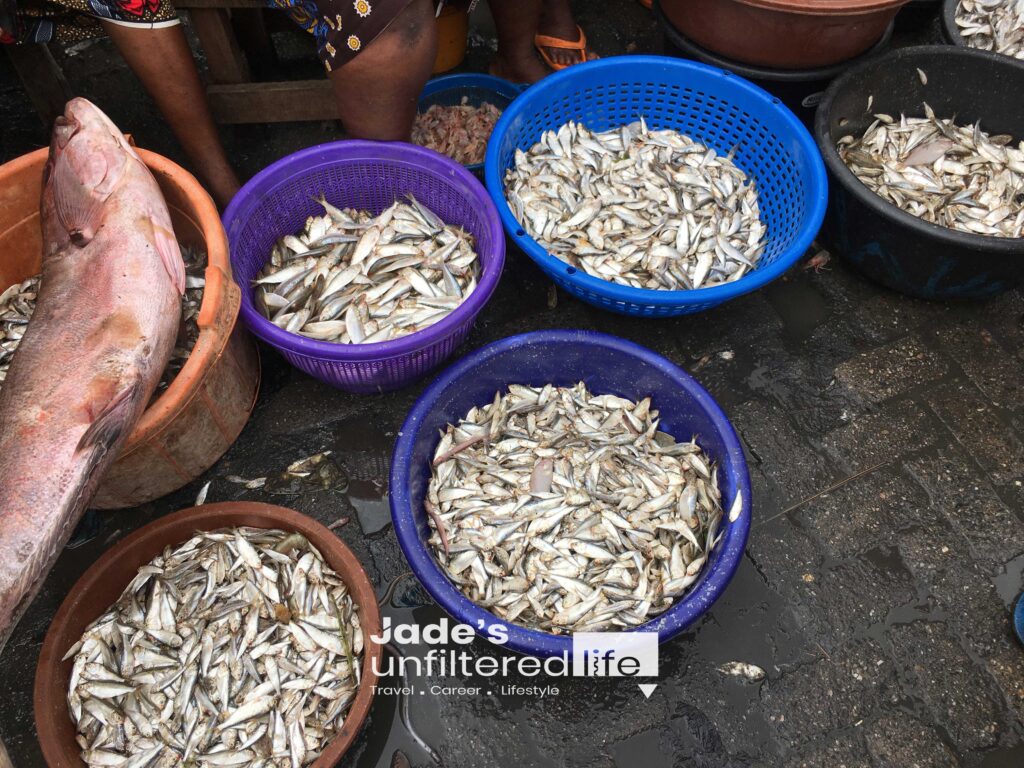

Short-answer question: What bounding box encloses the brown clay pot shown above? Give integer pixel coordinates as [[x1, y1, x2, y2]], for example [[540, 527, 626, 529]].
[[0, 147, 260, 509], [34, 502, 383, 767], [658, 0, 910, 69]]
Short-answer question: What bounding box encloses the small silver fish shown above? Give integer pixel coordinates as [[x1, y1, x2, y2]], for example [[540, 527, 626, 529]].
[[504, 119, 766, 291], [839, 104, 1024, 238], [955, 0, 1024, 60], [66, 527, 363, 768], [426, 382, 725, 634], [253, 198, 479, 344]]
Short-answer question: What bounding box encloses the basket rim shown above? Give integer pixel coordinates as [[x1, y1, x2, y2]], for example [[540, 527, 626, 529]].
[[224, 139, 506, 361], [389, 329, 753, 656], [419, 72, 524, 103], [815, 44, 1024, 255], [483, 54, 828, 309]]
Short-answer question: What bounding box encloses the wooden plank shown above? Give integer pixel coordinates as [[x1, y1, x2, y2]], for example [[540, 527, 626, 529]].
[[4, 44, 72, 127], [189, 8, 250, 84], [207, 80, 337, 123]]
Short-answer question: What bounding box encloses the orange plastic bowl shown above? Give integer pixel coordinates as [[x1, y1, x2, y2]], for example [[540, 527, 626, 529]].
[[0, 147, 259, 509], [34, 502, 383, 767]]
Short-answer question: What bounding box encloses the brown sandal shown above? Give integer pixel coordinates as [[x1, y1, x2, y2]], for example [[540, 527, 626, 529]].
[[534, 25, 599, 71]]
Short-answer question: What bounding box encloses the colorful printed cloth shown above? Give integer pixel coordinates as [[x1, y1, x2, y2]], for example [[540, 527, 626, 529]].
[[1, 0, 178, 44], [268, 0, 412, 71]]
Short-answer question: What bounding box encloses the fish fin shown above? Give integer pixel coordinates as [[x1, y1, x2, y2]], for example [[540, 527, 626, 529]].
[[75, 379, 143, 457], [52, 151, 105, 246], [152, 222, 186, 295]]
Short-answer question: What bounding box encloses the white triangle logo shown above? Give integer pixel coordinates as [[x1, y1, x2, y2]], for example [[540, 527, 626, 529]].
[[638, 683, 657, 699]]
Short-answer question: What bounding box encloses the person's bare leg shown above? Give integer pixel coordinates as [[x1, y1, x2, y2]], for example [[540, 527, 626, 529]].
[[488, 0, 549, 83], [102, 21, 240, 208], [538, 0, 596, 67], [329, 0, 436, 141]]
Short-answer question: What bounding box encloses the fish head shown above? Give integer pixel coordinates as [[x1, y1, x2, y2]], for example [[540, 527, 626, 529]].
[[42, 98, 136, 250]]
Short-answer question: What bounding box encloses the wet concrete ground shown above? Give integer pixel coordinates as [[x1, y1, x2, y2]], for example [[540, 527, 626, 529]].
[[2, 1, 1023, 766]]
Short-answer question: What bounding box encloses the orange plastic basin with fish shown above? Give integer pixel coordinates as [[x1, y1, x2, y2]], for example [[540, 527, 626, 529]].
[[33, 502, 383, 767], [0, 147, 260, 509], [434, 4, 469, 74]]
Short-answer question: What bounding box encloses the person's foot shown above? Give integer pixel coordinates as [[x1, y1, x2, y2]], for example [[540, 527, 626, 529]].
[[536, 2, 596, 67], [490, 53, 548, 85]]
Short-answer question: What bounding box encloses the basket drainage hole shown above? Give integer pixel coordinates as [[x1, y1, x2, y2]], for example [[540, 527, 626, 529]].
[[567, 266, 577, 275], [516, 228, 525, 236]]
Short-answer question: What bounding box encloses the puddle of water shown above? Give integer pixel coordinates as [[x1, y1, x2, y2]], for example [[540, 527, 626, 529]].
[[993, 554, 1024, 608], [976, 741, 1024, 768], [611, 729, 672, 768], [333, 417, 394, 535], [766, 280, 830, 344]]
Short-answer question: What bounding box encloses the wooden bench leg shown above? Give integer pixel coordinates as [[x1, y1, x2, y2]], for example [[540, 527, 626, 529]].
[[5, 44, 73, 127], [189, 8, 250, 84], [231, 8, 276, 79]]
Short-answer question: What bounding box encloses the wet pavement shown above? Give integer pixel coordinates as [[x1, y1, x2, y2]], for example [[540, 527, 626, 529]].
[[2, 2, 1024, 766]]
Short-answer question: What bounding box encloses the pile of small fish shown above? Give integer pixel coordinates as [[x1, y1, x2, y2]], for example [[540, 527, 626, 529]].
[[426, 382, 735, 634], [955, 0, 1024, 59], [505, 119, 766, 291], [411, 98, 502, 166], [66, 527, 363, 768], [0, 275, 38, 387], [156, 245, 206, 395], [839, 104, 1024, 237], [0, 247, 207, 396], [253, 196, 479, 344]]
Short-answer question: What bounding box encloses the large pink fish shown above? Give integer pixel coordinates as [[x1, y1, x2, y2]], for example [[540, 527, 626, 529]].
[[0, 98, 184, 647]]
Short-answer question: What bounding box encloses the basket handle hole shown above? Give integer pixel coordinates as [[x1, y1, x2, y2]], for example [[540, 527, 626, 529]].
[[567, 266, 577, 275], [771, 98, 781, 105], [838, 117, 849, 127]]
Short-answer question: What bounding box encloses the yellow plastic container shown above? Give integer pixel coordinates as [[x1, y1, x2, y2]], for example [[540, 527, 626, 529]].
[[434, 5, 469, 73]]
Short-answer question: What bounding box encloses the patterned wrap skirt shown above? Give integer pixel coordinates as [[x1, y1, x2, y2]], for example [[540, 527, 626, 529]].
[[269, 0, 415, 71], [1, 0, 179, 44], [1, 0, 415, 71]]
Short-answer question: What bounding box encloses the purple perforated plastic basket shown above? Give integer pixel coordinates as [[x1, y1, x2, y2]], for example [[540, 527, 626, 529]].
[[223, 140, 506, 393]]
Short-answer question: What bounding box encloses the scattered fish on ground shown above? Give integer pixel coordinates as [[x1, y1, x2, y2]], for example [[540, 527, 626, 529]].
[[839, 104, 1024, 237], [505, 118, 766, 290], [0, 245, 207, 399], [426, 382, 725, 634], [254, 197, 479, 344], [66, 527, 363, 768], [224, 452, 348, 495], [717, 661, 766, 682], [412, 99, 502, 165], [194, 480, 211, 506], [955, 0, 1024, 59]]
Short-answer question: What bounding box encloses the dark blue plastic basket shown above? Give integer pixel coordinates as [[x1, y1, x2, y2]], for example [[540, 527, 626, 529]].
[[390, 330, 752, 657], [223, 140, 505, 394], [484, 55, 828, 317], [418, 73, 523, 176]]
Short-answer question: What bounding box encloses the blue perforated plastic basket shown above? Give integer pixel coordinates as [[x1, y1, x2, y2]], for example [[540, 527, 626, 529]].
[[484, 55, 828, 317], [418, 73, 523, 176]]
